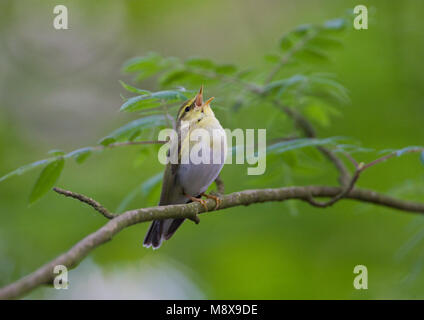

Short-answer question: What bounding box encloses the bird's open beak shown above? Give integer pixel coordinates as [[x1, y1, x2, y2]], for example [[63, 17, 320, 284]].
[[195, 85, 203, 108], [204, 97, 214, 106], [195, 85, 214, 110]]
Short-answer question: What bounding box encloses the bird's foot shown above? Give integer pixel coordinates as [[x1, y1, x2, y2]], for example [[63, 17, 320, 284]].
[[185, 194, 208, 211], [201, 193, 221, 210]]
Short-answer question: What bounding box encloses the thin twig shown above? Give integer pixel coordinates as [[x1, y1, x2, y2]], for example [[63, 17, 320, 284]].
[[305, 163, 362, 208], [342, 151, 359, 167], [275, 100, 351, 187], [53, 187, 116, 219], [303, 147, 424, 207], [362, 148, 424, 170]]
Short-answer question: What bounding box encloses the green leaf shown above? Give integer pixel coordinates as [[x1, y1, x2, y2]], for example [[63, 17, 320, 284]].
[[128, 130, 141, 142], [65, 147, 94, 164], [48, 149, 65, 156], [323, 18, 346, 31], [99, 137, 116, 146], [267, 137, 346, 156], [308, 74, 350, 104], [159, 69, 205, 87], [264, 53, 281, 63], [280, 151, 298, 168], [149, 90, 188, 102], [159, 69, 188, 85], [120, 90, 187, 112], [237, 69, 255, 80], [421, 152, 424, 166], [293, 24, 312, 36], [101, 115, 166, 143], [263, 79, 288, 95], [122, 53, 177, 81], [215, 64, 237, 75], [0, 158, 55, 183], [119, 80, 151, 95], [308, 37, 343, 50], [280, 36, 293, 51], [294, 47, 328, 63], [120, 95, 162, 112], [185, 57, 215, 69], [279, 25, 315, 54], [29, 158, 65, 205], [122, 53, 162, 72], [304, 104, 331, 127], [263, 74, 306, 95], [75, 151, 92, 164]]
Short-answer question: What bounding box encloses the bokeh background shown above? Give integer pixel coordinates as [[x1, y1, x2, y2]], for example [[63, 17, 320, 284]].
[[1, 0, 424, 299]]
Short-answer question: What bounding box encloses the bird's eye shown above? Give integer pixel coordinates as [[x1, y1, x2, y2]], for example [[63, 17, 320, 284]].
[[185, 106, 190, 112]]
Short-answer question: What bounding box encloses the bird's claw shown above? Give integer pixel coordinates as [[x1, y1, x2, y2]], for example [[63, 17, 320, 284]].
[[185, 194, 209, 211], [201, 193, 221, 210], [197, 198, 208, 211]]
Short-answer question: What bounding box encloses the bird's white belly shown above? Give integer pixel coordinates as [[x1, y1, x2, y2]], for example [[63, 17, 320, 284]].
[[178, 140, 226, 196], [178, 163, 224, 196]]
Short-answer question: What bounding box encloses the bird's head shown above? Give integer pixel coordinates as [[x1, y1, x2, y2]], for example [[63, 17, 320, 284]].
[[176, 85, 215, 125]]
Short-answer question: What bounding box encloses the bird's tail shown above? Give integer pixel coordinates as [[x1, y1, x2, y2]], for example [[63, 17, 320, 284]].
[[143, 218, 185, 249]]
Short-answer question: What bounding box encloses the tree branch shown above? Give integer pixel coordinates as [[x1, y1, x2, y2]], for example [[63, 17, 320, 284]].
[[305, 163, 362, 208], [275, 101, 352, 187], [53, 187, 117, 219], [1, 184, 424, 300]]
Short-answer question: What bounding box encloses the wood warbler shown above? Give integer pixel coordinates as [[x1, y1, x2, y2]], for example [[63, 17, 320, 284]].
[[143, 86, 227, 249]]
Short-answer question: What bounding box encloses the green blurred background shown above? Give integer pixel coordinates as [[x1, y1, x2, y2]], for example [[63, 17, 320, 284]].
[[0, 0, 424, 299]]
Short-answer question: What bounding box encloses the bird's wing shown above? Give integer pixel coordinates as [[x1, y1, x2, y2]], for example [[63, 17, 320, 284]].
[[159, 127, 193, 205], [159, 162, 186, 205], [144, 127, 190, 249]]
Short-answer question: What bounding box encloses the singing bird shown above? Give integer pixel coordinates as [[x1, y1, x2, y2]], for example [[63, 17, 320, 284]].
[[143, 86, 227, 249]]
